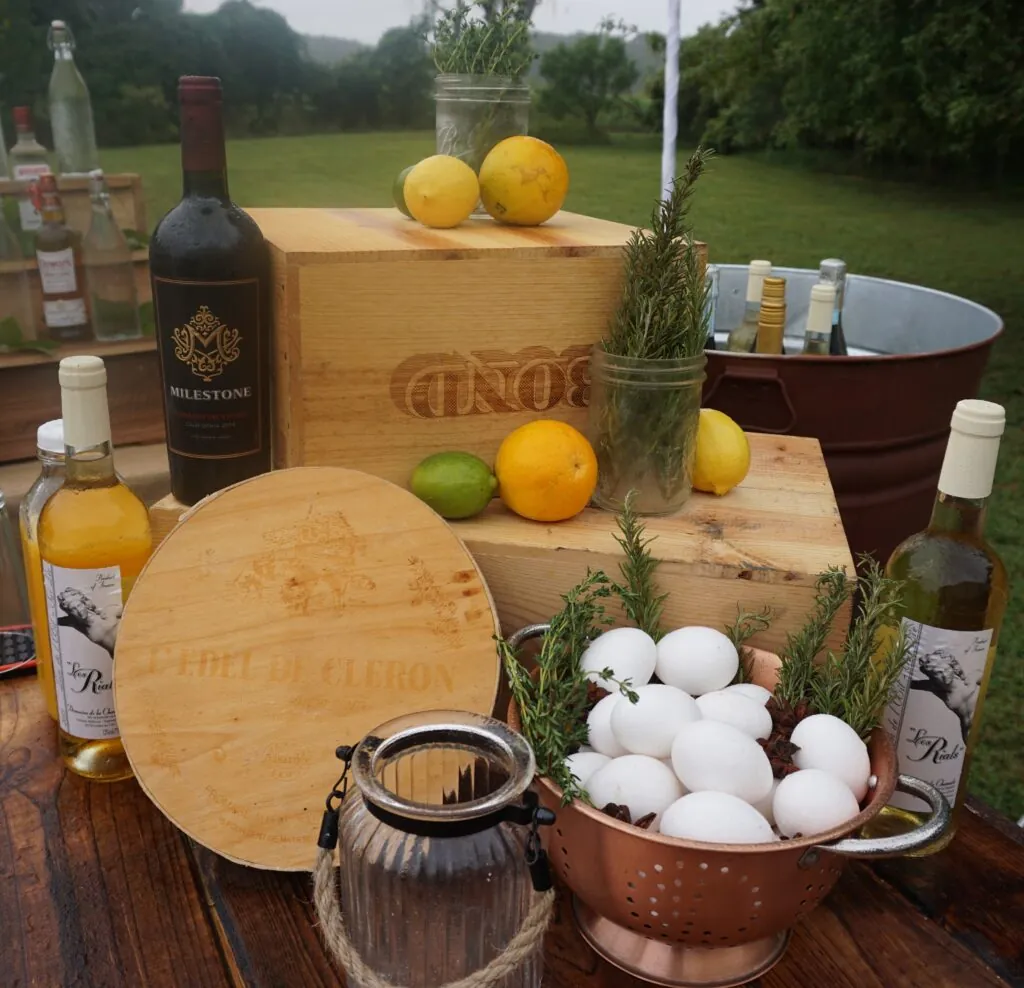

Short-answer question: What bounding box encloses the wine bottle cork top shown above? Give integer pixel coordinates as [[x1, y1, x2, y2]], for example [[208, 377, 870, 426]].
[[179, 76, 223, 102], [59, 355, 107, 390], [810, 282, 836, 303], [749, 260, 772, 275], [951, 399, 1005, 438], [761, 276, 786, 300], [36, 419, 64, 454]]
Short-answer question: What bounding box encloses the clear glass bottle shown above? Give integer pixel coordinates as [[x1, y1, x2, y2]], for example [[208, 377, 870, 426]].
[[39, 356, 152, 781], [9, 106, 52, 235], [877, 399, 1007, 852], [47, 20, 100, 176], [1, 488, 35, 675], [819, 258, 848, 356], [0, 206, 36, 337], [0, 113, 9, 178], [84, 169, 140, 341], [336, 711, 544, 988], [35, 173, 91, 342], [755, 276, 786, 354], [19, 419, 65, 721], [801, 282, 835, 356], [725, 259, 771, 353], [704, 262, 719, 350]]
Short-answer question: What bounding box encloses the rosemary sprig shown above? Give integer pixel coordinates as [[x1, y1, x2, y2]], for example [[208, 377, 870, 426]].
[[723, 605, 774, 684], [610, 490, 667, 640], [775, 567, 851, 708], [499, 570, 614, 803]]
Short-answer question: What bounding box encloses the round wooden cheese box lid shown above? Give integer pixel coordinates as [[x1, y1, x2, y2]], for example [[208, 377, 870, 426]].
[[114, 467, 502, 872]]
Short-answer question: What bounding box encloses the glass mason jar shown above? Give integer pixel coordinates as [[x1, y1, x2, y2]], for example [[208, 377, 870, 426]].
[[589, 346, 708, 515], [435, 74, 531, 176], [336, 711, 545, 988]]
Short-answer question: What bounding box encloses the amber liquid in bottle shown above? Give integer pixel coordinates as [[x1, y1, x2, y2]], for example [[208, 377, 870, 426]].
[[868, 400, 1007, 852], [39, 356, 152, 781]]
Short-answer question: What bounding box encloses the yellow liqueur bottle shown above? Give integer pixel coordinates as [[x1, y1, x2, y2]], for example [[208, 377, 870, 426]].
[[38, 356, 152, 781], [19, 418, 66, 720], [878, 399, 1008, 851]]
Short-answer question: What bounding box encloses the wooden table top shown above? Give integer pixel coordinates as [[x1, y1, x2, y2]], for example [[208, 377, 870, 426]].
[[2, 674, 1022, 988]]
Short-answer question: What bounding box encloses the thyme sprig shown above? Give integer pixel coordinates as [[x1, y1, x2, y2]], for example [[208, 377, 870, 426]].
[[429, 1, 537, 77], [723, 606, 775, 684], [611, 490, 667, 641]]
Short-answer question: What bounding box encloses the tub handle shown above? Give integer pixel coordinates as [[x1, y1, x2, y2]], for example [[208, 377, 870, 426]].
[[704, 362, 797, 434], [798, 775, 952, 866]]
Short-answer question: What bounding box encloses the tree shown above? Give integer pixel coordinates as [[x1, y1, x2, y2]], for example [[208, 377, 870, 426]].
[[538, 19, 639, 137]]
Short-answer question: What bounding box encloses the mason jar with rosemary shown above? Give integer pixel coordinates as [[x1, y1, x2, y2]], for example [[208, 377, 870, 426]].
[[434, 74, 531, 174], [589, 347, 708, 515]]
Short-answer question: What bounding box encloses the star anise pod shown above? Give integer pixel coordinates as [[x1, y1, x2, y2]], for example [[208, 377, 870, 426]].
[[634, 812, 657, 831], [759, 731, 803, 778], [601, 802, 632, 824]]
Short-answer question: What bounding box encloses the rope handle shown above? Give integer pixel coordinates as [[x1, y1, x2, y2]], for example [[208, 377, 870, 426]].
[[312, 843, 555, 988]]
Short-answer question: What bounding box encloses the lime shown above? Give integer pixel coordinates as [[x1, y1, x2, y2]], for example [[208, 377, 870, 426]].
[[393, 165, 415, 219], [411, 451, 497, 520], [403, 155, 480, 229]]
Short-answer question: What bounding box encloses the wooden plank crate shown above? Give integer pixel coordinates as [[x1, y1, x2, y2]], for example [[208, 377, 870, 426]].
[[147, 434, 855, 655]]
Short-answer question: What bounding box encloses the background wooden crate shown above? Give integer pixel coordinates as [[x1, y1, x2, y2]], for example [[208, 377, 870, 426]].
[[252, 207, 641, 486]]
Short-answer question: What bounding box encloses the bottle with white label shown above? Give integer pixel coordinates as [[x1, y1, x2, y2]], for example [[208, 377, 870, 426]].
[[9, 106, 52, 235], [34, 172, 91, 342], [38, 356, 152, 781], [875, 399, 1007, 852]]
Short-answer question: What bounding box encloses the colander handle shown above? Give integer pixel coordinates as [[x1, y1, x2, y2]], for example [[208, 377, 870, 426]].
[[507, 623, 552, 652], [800, 775, 952, 866]]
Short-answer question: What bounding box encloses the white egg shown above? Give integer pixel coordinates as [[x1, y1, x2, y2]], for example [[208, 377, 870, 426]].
[[610, 684, 701, 757], [773, 769, 861, 838], [724, 683, 772, 706], [791, 714, 871, 801], [580, 627, 657, 691], [656, 626, 739, 695], [671, 720, 774, 804], [695, 690, 773, 739], [586, 693, 628, 757], [752, 778, 780, 827], [564, 751, 611, 788], [659, 791, 776, 844], [587, 755, 683, 825]]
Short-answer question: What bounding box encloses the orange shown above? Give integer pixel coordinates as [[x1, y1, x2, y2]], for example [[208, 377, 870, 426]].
[[478, 136, 570, 227], [494, 420, 598, 522]]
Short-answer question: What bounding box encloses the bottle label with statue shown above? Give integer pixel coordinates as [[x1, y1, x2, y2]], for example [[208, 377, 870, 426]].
[[42, 561, 123, 740], [884, 619, 992, 812], [152, 276, 263, 460]]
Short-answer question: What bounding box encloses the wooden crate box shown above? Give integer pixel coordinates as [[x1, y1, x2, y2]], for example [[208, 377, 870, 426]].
[[147, 434, 855, 655], [250, 208, 639, 486]]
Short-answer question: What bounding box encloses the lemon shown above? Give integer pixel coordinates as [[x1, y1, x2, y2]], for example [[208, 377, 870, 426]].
[[404, 155, 480, 229], [411, 451, 497, 519], [392, 165, 415, 218], [692, 409, 751, 496], [479, 136, 570, 226]]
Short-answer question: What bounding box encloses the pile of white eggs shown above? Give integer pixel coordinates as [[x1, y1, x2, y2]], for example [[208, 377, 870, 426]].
[[566, 626, 872, 844]]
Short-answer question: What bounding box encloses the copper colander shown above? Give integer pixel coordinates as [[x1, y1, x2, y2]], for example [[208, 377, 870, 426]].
[[506, 624, 950, 987]]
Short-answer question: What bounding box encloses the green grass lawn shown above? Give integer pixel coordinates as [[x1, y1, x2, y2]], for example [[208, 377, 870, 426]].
[[102, 132, 1024, 820]]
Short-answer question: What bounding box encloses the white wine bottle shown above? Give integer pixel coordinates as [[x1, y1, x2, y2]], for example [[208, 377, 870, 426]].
[[725, 259, 771, 353], [877, 399, 1007, 851], [801, 282, 835, 355]]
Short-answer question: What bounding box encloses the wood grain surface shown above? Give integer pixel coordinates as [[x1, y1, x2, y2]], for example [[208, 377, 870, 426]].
[[457, 433, 854, 653], [1, 672, 1022, 987], [114, 467, 502, 871], [253, 208, 637, 482]]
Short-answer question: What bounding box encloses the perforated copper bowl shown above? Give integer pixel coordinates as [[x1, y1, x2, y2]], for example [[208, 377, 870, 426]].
[[507, 624, 950, 987]]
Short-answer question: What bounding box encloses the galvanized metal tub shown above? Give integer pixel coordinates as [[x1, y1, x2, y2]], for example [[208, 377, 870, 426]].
[[704, 265, 1003, 566]]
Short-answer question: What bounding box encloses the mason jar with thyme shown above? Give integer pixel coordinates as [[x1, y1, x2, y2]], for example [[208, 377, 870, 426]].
[[435, 74, 531, 175], [589, 346, 708, 515]]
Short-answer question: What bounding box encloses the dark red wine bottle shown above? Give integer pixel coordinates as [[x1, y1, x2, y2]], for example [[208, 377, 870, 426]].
[[149, 76, 270, 506]]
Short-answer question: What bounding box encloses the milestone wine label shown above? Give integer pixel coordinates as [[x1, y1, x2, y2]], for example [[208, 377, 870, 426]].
[[884, 618, 992, 813], [153, 277, 262, 459], [42, 561, 123, 740]]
